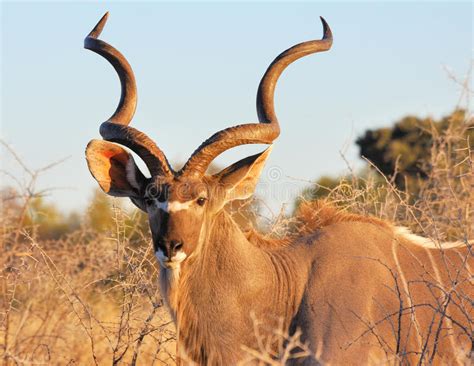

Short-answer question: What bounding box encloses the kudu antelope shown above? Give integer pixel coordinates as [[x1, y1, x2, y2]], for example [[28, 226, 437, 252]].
[[84, 13, 472, 365]]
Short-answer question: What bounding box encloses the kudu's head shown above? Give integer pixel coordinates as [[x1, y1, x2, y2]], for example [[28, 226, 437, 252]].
[[85, 12, 332, 268]]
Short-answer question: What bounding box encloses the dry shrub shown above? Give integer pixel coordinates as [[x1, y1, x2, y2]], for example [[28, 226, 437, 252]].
[[1, 207, 175, 365], [238, 314, 311, 366], [284, 110, 474, 243]]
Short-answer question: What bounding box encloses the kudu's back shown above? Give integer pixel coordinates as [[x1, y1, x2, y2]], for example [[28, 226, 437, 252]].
[[289, 205, 472, 365]]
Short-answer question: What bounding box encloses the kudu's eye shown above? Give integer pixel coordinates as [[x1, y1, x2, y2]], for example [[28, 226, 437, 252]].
[[196, 197, 207, 206]]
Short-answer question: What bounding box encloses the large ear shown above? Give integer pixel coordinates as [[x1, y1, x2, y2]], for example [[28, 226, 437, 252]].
[[85, 139, 147, 197], [214, 146, 272, 203]]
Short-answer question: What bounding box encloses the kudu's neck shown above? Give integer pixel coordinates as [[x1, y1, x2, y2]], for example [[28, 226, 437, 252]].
[[166, 210, 309, 363]]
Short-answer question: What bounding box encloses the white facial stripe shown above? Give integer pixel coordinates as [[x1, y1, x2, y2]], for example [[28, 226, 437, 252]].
[[153, 200, 194, 213], [168, 200, 193, 212]]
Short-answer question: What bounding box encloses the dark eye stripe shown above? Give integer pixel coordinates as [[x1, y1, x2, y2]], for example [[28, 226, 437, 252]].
[[145, 198, 155, 205], [159, 211, 169, 236]]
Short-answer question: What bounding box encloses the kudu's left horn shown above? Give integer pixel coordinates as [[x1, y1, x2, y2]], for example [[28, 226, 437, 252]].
[[85, 12, 173, 177]]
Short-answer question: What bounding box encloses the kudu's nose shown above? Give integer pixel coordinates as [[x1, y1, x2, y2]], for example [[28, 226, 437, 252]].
[[169, 240, 183, 256]]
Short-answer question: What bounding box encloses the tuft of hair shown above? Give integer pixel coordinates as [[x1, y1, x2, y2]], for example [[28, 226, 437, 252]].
[[292, 200, 392, 235], [246, 200, 393, 250]]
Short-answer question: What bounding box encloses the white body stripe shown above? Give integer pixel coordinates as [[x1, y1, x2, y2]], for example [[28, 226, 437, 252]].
[[394, 226, 470, 360], [391, 239, 424, 351], [395, 226, 470, 249]]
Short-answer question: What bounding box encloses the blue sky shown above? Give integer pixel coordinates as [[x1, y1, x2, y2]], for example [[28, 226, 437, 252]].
[[1, 1, 472, 215]]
